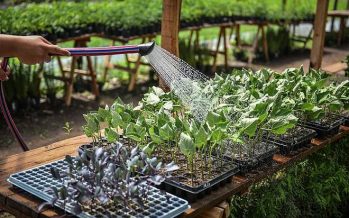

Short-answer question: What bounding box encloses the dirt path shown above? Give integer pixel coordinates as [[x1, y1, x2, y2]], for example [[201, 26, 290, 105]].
[[253, 44, 349, 72]]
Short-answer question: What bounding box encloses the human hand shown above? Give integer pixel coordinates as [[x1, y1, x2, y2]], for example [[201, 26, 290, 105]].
[[13, 36, 70, 65]]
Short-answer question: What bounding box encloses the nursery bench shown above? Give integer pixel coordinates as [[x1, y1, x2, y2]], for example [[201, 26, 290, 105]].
[[0, 126, 348, 218], [327, 10, 349, 46]]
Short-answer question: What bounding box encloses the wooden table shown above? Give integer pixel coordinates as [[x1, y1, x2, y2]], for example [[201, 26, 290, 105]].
[[0, 126, 348, 218], [327, 10, 349, 45]]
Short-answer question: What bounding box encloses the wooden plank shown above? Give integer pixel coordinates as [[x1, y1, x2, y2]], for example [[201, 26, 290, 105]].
[[160, 0, 182, 90], [217, 201, 230, 218], [196, 206, 224, 218], [328, 10, 349, 17], [0, 126, 348, 218], [310, 0, 329, 69]]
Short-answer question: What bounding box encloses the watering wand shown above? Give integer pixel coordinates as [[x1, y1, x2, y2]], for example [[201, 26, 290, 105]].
[[0, 41, 155, 151]]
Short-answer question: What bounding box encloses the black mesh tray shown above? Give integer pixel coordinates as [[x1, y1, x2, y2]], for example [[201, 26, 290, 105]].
[[158, 158, 239, 203], [264, 127, 317, 155], [230, 144, 278, 174], [299, 116, 344, 138]]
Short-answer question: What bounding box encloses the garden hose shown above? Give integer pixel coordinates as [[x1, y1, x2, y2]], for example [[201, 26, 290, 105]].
[[0, 41, 155, 151]]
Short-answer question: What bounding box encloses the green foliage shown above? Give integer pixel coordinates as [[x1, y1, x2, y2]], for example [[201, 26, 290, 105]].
[[81, 67, 349, 184], [230, 136, 349, 218], [3, 59, 42, 109], [0, 0, 316, 38]]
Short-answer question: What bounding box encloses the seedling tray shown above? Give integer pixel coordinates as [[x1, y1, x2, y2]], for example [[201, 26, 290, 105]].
[[340, 115, 349, 126], [299, 115, 344, 138], [231, 144, 278, 174], [158, 157, 239, 203], [7, 159, 190, 218], [264, 127, 317, 155]]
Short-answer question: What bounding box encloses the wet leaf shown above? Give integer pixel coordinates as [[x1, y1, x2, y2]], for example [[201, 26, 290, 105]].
[[179, 133, 195, 157], [146, 93, 160, 105]]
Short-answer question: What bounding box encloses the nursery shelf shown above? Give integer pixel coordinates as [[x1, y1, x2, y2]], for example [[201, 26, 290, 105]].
[[0, 126, 348, 218]]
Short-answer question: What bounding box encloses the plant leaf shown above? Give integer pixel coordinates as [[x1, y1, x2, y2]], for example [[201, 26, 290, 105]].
[[179, 133, 195, 158]]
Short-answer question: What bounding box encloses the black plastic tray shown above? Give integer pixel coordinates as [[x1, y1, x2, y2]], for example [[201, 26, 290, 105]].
[[264, 127, 317, 155], [158, 158, 239, 203], [234, 146, 278, 174], [340, 115, 349, 126], [299, 116, 345, 138]]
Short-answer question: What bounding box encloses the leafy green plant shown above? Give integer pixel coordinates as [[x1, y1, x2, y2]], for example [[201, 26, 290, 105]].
[[230, 135, 349, 218]]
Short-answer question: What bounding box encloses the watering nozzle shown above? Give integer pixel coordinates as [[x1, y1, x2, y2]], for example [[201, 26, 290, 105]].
[[138, 41, 155, 56]]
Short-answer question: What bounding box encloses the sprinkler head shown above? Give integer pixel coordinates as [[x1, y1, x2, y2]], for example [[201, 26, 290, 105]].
[[138, 41, 155, 56]]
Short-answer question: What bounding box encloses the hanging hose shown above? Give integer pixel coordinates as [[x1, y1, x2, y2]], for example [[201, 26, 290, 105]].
[[0, 58, 29, 151], [0, 41, 155, 151]]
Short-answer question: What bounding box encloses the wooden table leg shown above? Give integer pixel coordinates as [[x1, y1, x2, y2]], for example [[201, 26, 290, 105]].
[[248, 25, 261, 65], [261, 24, 270, 62], [235, 24, 241, 47], [222, 26, 228, 71], [86, 55, 99, 98], [128, 37, 146, 92], [65, 56, 76, 106], [212, 27, 223, 73], [196, 201, 230, 218], [337, 17, 346, 46], [103, 40, 115, 82]]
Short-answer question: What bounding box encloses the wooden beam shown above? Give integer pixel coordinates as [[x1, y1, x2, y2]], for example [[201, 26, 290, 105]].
[[310, 0, 329, 69], [160, 0, 182, 90]]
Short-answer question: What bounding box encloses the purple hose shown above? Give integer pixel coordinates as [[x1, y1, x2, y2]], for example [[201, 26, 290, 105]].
[[67, 45, 140, 56], [0, 57, 29, 151]]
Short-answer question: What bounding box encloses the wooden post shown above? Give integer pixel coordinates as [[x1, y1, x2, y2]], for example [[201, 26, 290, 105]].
[[310, 0, 329, 69], [160, 0, 182, 90]]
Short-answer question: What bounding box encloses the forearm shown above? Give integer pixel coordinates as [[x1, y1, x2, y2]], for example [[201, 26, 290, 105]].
[[0, 34, 69, 64], [0, 34, 23, 57]]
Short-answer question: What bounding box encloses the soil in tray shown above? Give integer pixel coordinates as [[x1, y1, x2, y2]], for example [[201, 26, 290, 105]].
[[158, 149, 237, 189], [300, 114, 344, 138], [155, 149, 238, 202], [225, 142, 278, 174], [264, 126, 317, 155], [265, 126, 316, 145]]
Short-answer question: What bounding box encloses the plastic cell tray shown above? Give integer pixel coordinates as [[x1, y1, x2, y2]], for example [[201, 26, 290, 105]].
[[8, 159, 190, 218], [264, 128, 317, 155], [160, 159, 239, 202], [231, 145, 278, 174], [299, 117, 345, 138]]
